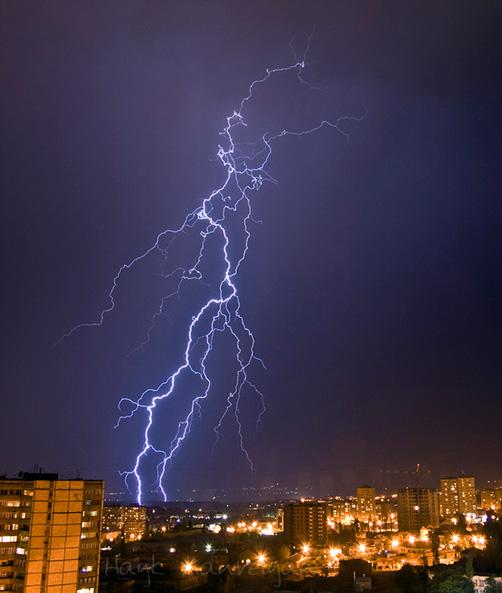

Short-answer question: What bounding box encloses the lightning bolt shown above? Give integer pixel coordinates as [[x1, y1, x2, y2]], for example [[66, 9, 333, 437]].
[[59, 42, 364, 504]]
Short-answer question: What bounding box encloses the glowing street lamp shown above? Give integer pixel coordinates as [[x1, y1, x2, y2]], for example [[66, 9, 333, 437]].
[[391, 538, 399, 548], [302, 543, 311, 555], [182, 561, 193, 574], [256, 552, 267, 566], [358, 543, 366, 554], [329, 547, 341, 559]]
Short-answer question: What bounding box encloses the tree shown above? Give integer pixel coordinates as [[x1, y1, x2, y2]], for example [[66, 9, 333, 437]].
[[484, 519, 502, 571], [457, 514, 468, 534], [337, 525, 357, 544], [484, 576, 502, 593], [429, 570, 474, 593], [394, 564, 425, 593], [431, 530, 440, 565], [466, 548, 475, 578]]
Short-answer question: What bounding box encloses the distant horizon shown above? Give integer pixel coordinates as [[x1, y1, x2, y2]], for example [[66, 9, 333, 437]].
[[3, 465, 500, 504]]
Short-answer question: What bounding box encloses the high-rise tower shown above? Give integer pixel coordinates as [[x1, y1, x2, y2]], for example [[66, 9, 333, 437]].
[[0, 473, 104, 593]]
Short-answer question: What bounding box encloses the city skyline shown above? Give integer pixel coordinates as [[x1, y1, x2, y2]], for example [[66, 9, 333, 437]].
[[2, 467, 497, 507], [1, 469, 501, 591]]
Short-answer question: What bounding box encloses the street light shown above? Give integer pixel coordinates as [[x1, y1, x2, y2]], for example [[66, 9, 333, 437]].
[[329, 547, 341, 559]]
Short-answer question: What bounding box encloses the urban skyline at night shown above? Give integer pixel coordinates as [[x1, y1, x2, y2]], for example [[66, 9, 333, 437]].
[[2, 13, 502, 593]]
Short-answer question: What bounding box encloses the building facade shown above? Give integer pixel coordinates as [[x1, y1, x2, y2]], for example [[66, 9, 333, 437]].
[[439, 476, 476, 517], [397, 487, 440, 531], [282, 500, 327, 545], [0, 473, 104, 593], [356, 486, 376, 526], [102, 504, 147, 542], [327, 497, 357, 526], [374, 496, 398, 532]]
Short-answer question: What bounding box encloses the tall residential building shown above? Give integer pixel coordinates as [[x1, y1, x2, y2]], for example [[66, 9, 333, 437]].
[[375, 495, 398, 532], [356, 486, 376, 526], [397, 487, 440, 531], [327, 497, 357, 526], [282, 500, 327, 545], [439, 476, 476, 517], [275, 508, 284, 532], [0, 473, 104, 593], [102, 504, 147, 542]]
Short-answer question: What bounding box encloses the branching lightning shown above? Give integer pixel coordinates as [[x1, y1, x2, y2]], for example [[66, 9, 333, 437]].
[[60, 43, 364, 504]]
